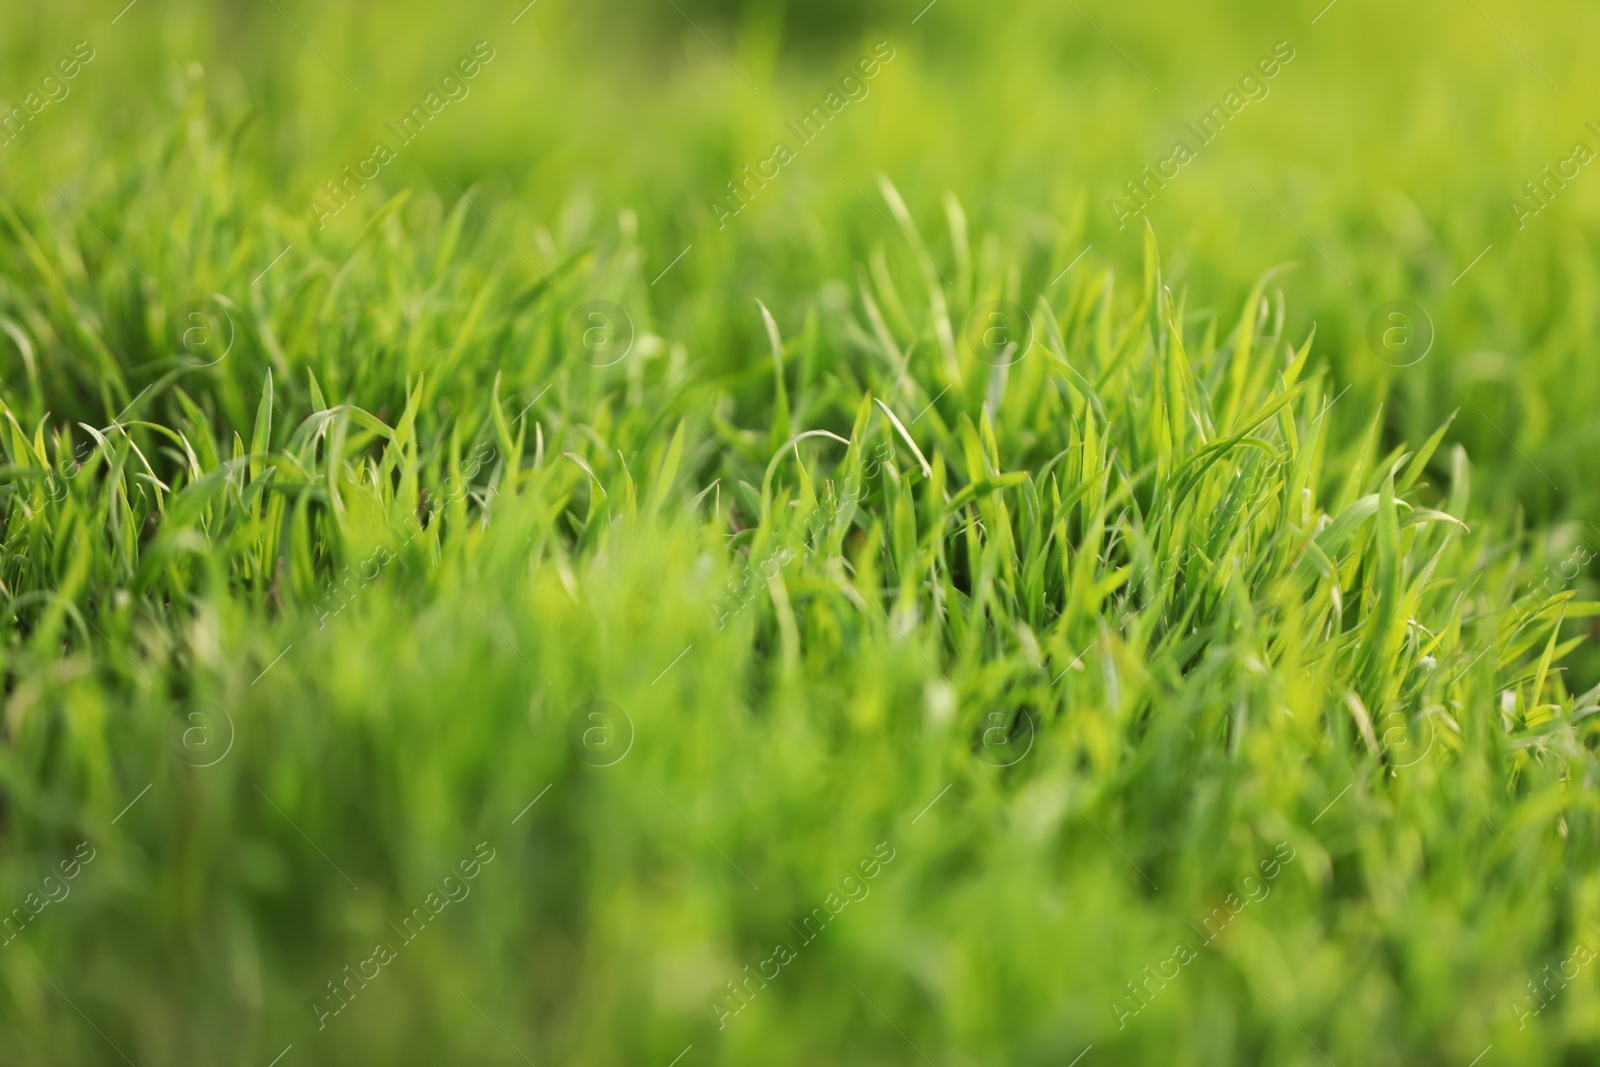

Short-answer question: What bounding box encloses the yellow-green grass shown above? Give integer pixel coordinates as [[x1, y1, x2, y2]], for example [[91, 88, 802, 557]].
[[0, 0, 1597, 1063]]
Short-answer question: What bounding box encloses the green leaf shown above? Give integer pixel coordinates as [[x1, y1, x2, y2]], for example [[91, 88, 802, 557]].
[[250, 369, 273, 483]]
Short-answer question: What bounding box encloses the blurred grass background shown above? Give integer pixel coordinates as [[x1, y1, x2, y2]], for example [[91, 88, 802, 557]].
[[2, 0, 1596, 493], [4, 0, 1599, 522], [0, 0, 1598, 1064]]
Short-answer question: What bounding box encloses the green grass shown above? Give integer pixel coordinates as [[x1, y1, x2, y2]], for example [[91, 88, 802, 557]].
[[1, 0, 1598, 1064]]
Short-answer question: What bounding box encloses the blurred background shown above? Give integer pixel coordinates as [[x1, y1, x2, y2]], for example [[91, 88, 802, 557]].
[[2, 0, 1596, 522]]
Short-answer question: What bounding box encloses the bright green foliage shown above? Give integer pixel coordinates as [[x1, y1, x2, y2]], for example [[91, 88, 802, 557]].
[[0, 0, 1597, 1064]]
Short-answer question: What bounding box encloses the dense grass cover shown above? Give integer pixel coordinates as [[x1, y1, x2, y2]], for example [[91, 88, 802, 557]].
[[1, 0, 1598, 1064]]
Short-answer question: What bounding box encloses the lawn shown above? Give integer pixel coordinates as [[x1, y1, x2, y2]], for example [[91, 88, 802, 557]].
[[0, 0, 1598, 1064]]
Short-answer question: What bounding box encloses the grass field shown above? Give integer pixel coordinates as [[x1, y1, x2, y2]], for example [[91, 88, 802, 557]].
[[1, 0, 1598, 1063]]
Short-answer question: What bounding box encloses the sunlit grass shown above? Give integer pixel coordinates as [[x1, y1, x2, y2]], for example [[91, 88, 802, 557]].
[[0, 0, 1597, 1063]]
